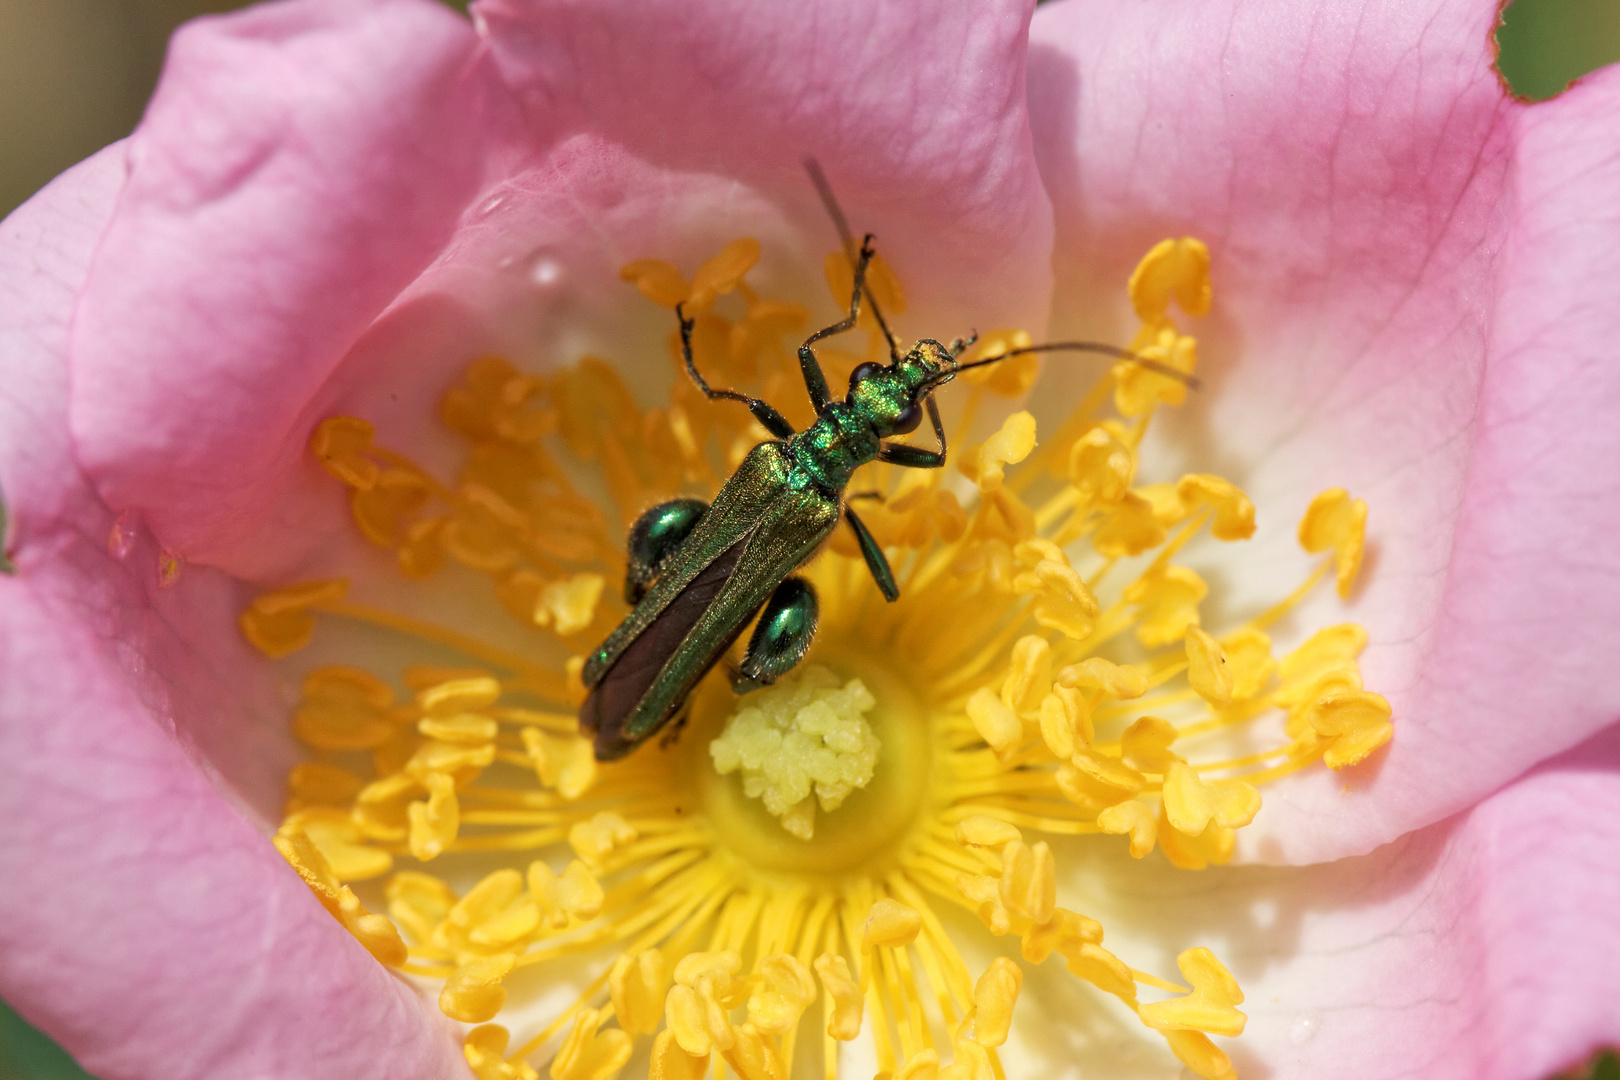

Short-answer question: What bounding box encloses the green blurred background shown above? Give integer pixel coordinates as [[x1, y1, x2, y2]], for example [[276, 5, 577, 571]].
[[1, 0, 1618, 1076]]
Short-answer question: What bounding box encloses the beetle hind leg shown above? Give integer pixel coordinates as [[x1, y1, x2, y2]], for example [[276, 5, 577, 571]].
[[624, 498, 710, 604], [734, 577, 819, 692]]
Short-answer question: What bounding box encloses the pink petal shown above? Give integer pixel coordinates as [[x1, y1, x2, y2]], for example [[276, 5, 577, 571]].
[[1027, 0, 1620, 860], [0, 142, 467, 1080], [68, 0, 495, 573], [0, 574, 467, 1080], [475, 0, 1053, 337], [1046, 723, 1620, 1080]]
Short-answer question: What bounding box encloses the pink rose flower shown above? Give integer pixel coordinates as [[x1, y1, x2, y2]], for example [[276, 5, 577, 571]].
[[1, 0, 1616, 1078]]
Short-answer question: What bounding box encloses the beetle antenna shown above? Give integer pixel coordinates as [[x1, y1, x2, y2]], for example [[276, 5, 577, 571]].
[[920, 341, 1201, 393], [804, 156, 903, 363]]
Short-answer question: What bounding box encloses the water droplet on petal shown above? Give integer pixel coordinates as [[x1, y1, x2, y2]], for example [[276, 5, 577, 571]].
[[1290, 1010, 1321, 1045], [531, 257, 563, 287], [158, 550, 183, 588], [107, 511, 138, 559], [477, 192, 506, 217]]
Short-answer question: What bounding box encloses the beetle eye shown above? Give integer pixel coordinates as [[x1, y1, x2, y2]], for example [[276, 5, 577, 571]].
[[890, 401, 923, 435], [847, 362, 885, 393]]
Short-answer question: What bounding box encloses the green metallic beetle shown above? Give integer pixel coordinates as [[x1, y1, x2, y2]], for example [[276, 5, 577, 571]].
[[579, 167, 1191, 761]]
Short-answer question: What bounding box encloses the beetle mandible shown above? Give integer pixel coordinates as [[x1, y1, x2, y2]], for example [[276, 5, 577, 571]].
[[578, 163, 1193, 761]]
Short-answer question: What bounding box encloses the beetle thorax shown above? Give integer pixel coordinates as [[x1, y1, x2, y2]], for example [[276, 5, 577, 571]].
[[788, 402, 880, 491]]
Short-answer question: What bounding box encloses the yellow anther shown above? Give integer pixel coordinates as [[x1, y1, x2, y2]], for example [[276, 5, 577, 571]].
[[1177, 474, 1255, 541], [1128, 237, 1212, 323], [408, 772, 459, 860], [1157, 803, 1237, 870], [349, 466, 428, 549], [1121, 716, 1181, 774], [1275, 623, 1367, 703], [960, 329, 1038, 395], [419, 713, 499, 743], [1092, 492, 1168, 556], [719, 1021, 784, 1080], [1067, 426, 1134, 505], [1184, 626, 1235, 706], [1221, 626, 1276, 701], [1123, 564, 1207, 646], [813, 953, 863, 1040], [1037, 688, 1088, 758], [551, 1007, 631, 1080], [1000, 635, 1053, 715], [1114, 325, 1197, 416], [1060, 748, 1146, 805], [956, 873, 1013, 936], [285, 761, 364, 810], [686, 238, 761, 312], [1299, 487, 1368, 597], [1029, 559, 1101, 639], [353, 773, 417, 842], [961, 411, 1036, 494], [280, 807, 391, 881], [1138, 947, 1246, 1037], [1058, 657, 1148, 700], [1135, 481, 1191, 525], [674, 950, 743, 987], [940, 1036, 994, 1080], [528, 859, 604, 926], [239, 579, 348, 658], [291, 665, 396, 750], [609, 949, 667, 1035], [896, 1048, 941, 1080], [406, 739, 496, 783], [386, 870, 456, 944], [864, 897, 922, 948], [955, 814, 1021, 850], [1020, 907, 1103, 965], [998, 840, 1056, 925], [1064, 942, 1138, 1004], [747, 953, 816, 1034], [1309, 687, 1394, 769], [450, 867, 544, 945], [418, 676, 502, 715], [273, 827, 406, 966], [1162, 762, 1261, 836], [569, 812, 637, 867], [664, 984, 713, 1056], [620, 257, 689, 308], [649, 1029, 708, 1080], [311, 416, 380, 489], [532, 572, 606, 636], [450, 869, 523, 930], [440, 953, 516, 1023], [464, 1024, 539, 1080], [972, 957, 1022, 1047], [522, 729, 597, 799], [1097, 799, 1158, 858], [1163, 1030, 1237, 1080], [966, 687, 1022, 759]]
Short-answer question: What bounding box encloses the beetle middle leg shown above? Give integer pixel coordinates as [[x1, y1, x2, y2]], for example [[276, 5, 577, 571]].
[[735, 577, 819, 690], [843, 505, 899, 602], [675, 305, 797, 439], [624, 497, 710, 604]]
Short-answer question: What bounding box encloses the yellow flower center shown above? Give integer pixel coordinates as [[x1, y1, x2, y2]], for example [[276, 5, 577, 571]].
[[244, 234, 1391, 1080]]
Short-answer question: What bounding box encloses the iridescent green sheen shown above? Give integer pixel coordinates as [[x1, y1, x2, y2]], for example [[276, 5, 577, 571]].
[[580, 238, 965, 760]]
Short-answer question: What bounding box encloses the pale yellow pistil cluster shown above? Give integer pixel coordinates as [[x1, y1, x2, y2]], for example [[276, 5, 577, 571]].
[[709, 666, 881, 839], [243, 234, 1392, 1080]]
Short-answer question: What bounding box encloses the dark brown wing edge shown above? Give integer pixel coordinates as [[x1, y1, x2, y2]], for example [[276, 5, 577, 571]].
[[580, 540, 749, 760]]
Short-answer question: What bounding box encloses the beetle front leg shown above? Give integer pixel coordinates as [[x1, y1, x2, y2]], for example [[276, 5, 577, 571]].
[[735, 577, 820, 689], [878, 396, 948, 469], [797, 235, 877, 412]]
